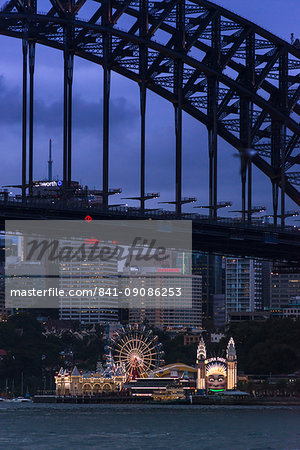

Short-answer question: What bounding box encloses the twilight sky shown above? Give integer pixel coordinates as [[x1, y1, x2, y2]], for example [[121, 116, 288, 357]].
[[0, 0, 299, 222]]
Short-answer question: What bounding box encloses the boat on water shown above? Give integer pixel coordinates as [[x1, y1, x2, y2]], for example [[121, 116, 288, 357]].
[[12, 397, 32, 403], [2, 397, 33, 403]]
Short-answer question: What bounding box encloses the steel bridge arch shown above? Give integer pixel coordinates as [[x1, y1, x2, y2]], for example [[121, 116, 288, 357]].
[[0, 0, 299, 221]]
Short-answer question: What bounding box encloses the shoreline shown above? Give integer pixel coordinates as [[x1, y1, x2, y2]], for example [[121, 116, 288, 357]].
[[32, 395, 300, 406]]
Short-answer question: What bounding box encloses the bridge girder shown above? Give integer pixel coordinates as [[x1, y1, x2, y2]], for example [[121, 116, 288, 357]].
[[0, 0, 299, 213]]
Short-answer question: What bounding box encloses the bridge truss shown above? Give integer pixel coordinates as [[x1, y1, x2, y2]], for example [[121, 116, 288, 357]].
[[0, 0, 299, 225]]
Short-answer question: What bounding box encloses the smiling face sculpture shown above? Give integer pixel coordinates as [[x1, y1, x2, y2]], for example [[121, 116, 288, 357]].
[[206, 362, 227, 392]]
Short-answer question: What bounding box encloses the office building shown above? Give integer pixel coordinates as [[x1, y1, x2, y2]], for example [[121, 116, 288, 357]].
[[213, 294, 226, 329], [270, 262, 300, 309], [127, 272, 202, 330], [192, 252, 224, 320], [59, 239, 119, 324], [126, 251, 202, 330]]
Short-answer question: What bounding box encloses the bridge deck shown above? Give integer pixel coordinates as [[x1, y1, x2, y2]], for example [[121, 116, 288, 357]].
[[0, 199, 299, 263]]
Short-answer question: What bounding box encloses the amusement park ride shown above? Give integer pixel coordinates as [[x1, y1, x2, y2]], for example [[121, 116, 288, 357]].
[[106, 324, 164, 379], [55, 325, 238, 397], [55, 325, 165, 396]]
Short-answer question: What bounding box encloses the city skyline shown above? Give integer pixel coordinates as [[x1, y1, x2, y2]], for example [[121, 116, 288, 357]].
[[0, 2, 299, 447]]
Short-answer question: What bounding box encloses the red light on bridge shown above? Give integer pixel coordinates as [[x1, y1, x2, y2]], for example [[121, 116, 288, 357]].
[[84, 237, 99, 245]]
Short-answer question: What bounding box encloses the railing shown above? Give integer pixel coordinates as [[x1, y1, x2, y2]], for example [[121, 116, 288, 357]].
[[36, 390, 56, 396]]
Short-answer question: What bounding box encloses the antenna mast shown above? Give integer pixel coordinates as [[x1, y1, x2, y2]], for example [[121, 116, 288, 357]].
[[48, 139, 53, 181]]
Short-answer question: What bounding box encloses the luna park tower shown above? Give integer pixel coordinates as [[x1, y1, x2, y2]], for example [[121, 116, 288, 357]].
[[196, 336, 237, 391]]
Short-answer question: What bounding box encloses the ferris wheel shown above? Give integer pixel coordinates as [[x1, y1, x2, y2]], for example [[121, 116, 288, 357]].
[[106, 325, 164, 378]]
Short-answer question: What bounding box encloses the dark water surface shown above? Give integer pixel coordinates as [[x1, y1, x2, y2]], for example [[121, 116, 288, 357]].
[[0, 403, 299, 449]]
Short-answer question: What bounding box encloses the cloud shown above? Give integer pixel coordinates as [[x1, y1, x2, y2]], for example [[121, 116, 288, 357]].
[[0, 74, 139, 132]]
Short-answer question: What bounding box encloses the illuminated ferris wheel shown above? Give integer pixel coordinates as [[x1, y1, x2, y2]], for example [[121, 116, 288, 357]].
[[106, 325, 164, 379]]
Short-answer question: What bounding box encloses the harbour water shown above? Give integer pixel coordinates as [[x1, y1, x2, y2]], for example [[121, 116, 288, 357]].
[[0, 403, 299, 449]]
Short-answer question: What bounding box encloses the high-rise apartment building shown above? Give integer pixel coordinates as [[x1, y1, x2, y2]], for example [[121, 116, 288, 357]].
[[261, 261, 272, 308], [225, 258, 262, 320]]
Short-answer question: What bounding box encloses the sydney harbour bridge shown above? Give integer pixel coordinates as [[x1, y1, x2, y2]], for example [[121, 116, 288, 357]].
[[0, 0, 299, 261]]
